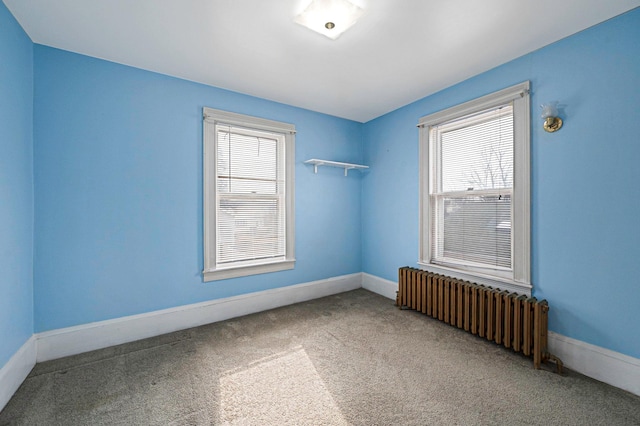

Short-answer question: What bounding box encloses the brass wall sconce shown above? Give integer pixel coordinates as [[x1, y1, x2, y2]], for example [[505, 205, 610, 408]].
[[541, 102, 563, 133]]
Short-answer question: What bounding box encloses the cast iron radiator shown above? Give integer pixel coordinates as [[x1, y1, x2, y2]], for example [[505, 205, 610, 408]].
[[396, 267, 562, 372]]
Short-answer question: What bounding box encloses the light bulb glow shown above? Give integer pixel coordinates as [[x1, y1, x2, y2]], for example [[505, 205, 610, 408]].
[[540, 101, 559, 119]]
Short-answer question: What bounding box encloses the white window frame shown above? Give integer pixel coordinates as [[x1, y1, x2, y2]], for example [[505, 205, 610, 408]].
[[418, 82, 531, 295], [203, 108, 295, 281]]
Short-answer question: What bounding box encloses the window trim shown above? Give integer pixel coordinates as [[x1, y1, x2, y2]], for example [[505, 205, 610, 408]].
[[418, 82, 531, 294], [202, 108, 296, 281]]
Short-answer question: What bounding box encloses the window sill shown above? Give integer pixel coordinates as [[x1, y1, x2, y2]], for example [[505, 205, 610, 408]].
[[203, 259, 295, 282], [416, 261, 531, 296]]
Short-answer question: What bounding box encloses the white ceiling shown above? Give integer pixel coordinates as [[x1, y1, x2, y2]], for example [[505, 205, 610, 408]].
[[5, 0, 640, 122]]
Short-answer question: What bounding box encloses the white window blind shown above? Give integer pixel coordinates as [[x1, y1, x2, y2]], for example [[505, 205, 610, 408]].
[[216, 126, 286, 266], [430, 104, 514, 271]]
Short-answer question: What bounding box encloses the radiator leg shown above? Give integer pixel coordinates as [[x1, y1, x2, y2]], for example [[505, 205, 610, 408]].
[[543, 353, 564, 375]]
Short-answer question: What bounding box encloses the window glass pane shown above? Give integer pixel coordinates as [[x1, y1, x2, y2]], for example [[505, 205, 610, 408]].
[[439, 105, 513, 192], [432, 194, 511, 269], [217, 128, 281, 195], [217, 197, 285, 264]]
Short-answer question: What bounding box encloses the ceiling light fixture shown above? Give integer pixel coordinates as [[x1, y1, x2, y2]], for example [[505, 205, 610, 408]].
[[294, 0, 364, 40]]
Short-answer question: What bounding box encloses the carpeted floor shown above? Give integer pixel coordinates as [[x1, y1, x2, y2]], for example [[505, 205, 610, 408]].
[[1, 289, 639, 425]]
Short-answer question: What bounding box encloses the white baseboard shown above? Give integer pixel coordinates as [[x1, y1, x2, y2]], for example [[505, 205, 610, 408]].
[[37, 273, 362, 362], [0, 336, 37, 412], [362, 272, 397, 300], [548, 331, 640, 396]]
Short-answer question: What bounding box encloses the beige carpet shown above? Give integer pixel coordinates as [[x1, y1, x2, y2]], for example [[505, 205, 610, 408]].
[[219, 346, 348, 425], [1, 289, 639, 425]]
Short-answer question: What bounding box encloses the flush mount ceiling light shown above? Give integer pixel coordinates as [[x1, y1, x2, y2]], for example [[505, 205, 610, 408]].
[[294, 0, 365, 40]]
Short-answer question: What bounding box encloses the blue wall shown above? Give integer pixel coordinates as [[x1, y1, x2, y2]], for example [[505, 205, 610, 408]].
[[33, 46, 363, 332], [362, 8, 640, 359], [0, 2, 34, 368]]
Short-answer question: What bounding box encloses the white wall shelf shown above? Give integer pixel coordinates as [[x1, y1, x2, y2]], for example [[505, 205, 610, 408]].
[[304, 159, 369, 176]]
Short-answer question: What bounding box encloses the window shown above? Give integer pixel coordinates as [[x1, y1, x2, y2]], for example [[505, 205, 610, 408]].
[[418, 82, 531, 293], [203, 108, 295, 281]]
